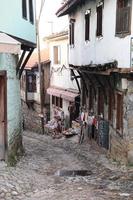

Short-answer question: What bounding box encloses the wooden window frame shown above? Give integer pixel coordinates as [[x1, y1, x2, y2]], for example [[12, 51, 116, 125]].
[[22, 0, 27, 20], [96, 2, 103, 37], [27, 74, 36, 93], [115, 0, 132, 36], [53, 46, 61, 65], [29, 0, 34, 24], [60, 97, 63, 108], [69, 19, 75, 46], [52, 96, 62, 109], [85, 10, 91, 41], [116, 92, 123, 135]]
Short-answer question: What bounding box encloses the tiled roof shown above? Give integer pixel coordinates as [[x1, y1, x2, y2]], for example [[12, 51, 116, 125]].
[[26, 48, 50, 69]]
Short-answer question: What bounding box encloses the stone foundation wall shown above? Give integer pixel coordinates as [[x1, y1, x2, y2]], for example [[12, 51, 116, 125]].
[[109, 126, 128, 164], [22, 101, 42, 134], [22, 100, 50, 134]]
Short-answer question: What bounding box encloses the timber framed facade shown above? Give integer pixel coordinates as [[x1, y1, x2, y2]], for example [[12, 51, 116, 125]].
[[57, 0, 133, 164]]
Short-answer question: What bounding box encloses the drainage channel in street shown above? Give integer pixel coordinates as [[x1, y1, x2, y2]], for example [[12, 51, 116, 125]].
[[55, 170, 92, 177]]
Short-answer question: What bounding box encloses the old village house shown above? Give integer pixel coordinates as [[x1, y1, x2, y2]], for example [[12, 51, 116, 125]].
[[44, 31, 80, 134], [21, 48, 50, 133], [56, 0, 133, 164], [0, 0, 36, 164]]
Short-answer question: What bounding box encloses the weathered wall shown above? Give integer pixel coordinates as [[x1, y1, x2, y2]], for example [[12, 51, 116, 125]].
[[0, 53, 23, 164], [83, 75, 133, 165], [22, 100, 50, 134], [49, 37, 78, 90], [22, 100, 41, 133]]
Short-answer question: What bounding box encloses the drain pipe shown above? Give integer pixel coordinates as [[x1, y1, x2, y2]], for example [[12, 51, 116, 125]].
[[36, 0, 46, 134]]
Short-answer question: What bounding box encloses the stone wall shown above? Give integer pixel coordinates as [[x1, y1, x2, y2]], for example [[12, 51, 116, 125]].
[[22, 101, 42, 134], [109, 126, 128, 164], [83, 75, 133, 165], [22, 100, 50, 134]]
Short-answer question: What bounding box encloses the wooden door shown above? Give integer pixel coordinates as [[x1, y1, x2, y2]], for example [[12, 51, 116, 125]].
[[0, 75, 7, 160]]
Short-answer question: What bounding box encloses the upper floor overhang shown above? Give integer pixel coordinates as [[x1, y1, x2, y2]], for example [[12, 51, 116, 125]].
[[0, 0, 36, 47], [56, 0, 86, 17]]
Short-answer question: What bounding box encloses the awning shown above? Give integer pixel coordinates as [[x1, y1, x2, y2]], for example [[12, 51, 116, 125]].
[[47, 87, 79, 102]]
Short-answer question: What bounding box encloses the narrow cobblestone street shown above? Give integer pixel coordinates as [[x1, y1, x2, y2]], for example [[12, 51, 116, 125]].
[[0, 131, 133, 200]]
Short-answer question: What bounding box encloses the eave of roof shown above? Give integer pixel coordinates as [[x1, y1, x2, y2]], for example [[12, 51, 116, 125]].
[[56, 0, 85, 17], [44, 30, 68, 42]]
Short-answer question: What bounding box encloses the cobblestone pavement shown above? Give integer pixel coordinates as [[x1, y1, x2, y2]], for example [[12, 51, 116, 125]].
[[0, 131, 133, 200]]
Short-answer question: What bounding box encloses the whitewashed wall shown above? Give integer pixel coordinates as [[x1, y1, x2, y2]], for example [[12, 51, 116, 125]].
[[48, 35, 79, 122], [69, 0, 133, 68], [50, 38, 78, 90]]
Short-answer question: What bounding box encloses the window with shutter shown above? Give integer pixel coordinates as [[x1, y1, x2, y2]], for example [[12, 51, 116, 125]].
[[27, 74, 36, 92], [69, 19, 75, 46], [96, 5, 103, 37], [53, 46, 61, 64], [116, 0, 131, 35], [22, 0, 27, 19], [85, 10, 91, 41], [29, 0, 34, 24]]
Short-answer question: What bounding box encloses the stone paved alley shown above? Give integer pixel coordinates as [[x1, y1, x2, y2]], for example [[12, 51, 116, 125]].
[[0, 131, 133, 200]]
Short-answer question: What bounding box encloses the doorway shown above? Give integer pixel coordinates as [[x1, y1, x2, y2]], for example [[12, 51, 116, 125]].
[[0, 72, 7, 160]]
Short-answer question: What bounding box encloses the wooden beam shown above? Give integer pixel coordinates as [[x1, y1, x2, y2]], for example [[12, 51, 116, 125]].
[[82, 72, 97, 100], [71, 69, 81, 93], [78, 70, 88, 97], [19, 48, 34, 79], [16, 50, 26, 75], [94, 75, 107, 104]]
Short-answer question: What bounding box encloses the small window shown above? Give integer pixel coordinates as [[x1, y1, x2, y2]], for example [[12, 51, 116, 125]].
[[29, 0, 34, 24], [22, 0, 27, 19], [116, 93, 123, 133], [85, 10, 91, 41], [52, 96, 55, 105], [60, 97, 63, 108], [69, 19, 75, 45], [52, 96, 62, 108], [53, 46, 61, 64], [27, 74, 36, 92], [116, 0, 131, 35], [96, 4, 103, 37]]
